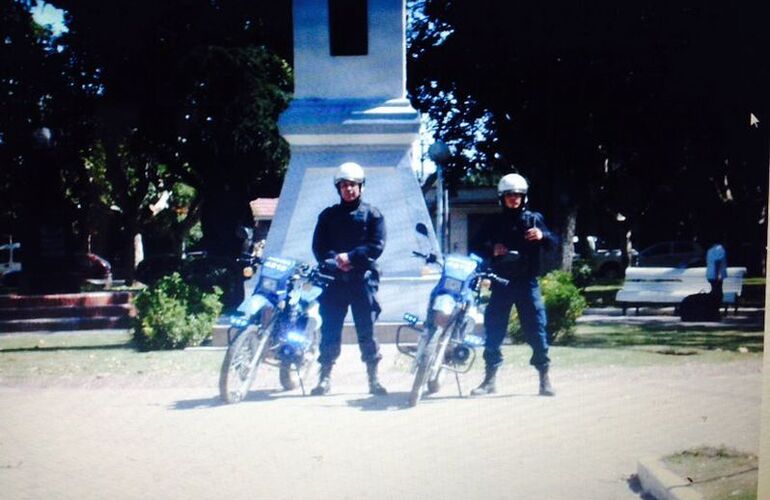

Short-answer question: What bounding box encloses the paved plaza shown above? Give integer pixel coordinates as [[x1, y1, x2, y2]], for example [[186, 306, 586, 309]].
[[0, 343, 762, 500]]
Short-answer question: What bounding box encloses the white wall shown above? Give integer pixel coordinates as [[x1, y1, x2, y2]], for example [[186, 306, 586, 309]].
[[293, 0, 406, 99]]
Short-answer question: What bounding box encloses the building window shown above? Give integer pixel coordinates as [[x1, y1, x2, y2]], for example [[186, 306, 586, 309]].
[[329, 0, 368, 56]]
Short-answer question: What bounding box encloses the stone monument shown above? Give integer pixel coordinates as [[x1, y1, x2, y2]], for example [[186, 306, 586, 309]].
[[264, 0, 440, 323]]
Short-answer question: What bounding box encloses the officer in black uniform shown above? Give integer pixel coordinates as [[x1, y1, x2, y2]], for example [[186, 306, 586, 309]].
[[470, 173, 557, 397], [310, 162, 388, 396]]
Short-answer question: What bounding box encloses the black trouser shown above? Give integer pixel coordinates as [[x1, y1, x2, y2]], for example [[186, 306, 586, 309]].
[[318, 276, 382, 366], [709, 279, 723, 305], [483, 277, 550, 369]]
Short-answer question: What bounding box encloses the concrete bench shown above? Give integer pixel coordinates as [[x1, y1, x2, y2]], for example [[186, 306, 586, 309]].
[[615, 266, 747, 315]]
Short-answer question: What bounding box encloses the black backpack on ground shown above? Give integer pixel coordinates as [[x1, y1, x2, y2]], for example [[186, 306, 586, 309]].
[[679, 292, 721, 322]]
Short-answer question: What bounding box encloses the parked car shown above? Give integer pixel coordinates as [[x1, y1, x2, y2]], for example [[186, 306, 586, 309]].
[[573, 235, 636, 279], [67, 253, 113, 287], [633, 240, 705, 268]]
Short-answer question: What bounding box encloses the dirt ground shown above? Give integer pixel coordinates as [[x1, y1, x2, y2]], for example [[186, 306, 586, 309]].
[[0, 346, 762, 500]]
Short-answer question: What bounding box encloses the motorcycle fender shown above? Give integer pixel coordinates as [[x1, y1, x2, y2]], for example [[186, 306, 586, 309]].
[[305, 302, 322, 332], [237, 293, 271, 318]]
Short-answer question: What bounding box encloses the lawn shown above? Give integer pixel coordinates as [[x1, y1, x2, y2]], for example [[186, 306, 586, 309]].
[[0, 331, 222, 383], [0, 317, 762, 382]]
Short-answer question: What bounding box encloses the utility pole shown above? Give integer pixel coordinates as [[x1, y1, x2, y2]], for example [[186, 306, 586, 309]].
[[428, 141, 451, 254]]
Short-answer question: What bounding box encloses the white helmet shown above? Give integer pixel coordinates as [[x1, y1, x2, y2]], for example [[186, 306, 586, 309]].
[[497, 173, 529, 197], [334, 162, 365, 187]]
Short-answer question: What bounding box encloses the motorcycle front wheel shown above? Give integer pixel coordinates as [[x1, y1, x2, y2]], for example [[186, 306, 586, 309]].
[[409, 328, 439, 407], [427, 327, 454, 395], [219, 325, 270, 404]]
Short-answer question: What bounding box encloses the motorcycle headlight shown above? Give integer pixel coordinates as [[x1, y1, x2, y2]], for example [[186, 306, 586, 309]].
[[229, 315, 249, 328], [243, 266, 254, 278], [285, 330, 308, 346], [432, 294, 457, 327]]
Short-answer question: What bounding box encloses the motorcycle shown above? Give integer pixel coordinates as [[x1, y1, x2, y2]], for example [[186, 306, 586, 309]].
[[397, 225, 508, 407], [219, 253, 334, 404]]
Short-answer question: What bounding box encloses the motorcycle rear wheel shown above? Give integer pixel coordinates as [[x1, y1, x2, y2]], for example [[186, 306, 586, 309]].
[[219, 325, 270, 403]]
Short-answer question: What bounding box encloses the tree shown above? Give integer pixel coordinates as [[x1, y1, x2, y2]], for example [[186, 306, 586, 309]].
[[408, 1, 769, 272], [16, 0, 294, 277], [0, 0, 77, 240]]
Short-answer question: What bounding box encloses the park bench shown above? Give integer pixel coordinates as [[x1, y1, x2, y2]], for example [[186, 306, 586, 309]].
[[615, 266, 747, 315]]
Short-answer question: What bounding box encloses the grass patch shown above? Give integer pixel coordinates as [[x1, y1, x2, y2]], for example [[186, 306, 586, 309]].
[[566, 323, 764, 352], [0, 331, 222, 381], [663, 446, 758, 499], [524, 321, 762, 369], [1, 318, 763, 382]]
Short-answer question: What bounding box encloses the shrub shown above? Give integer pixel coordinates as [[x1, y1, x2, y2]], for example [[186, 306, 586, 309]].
[[135, 255, 244, 310], [571, 261, 594, 289], [507, 270, 587, 344], [133, 272, 223, 350], [181, 256, 244, 309]]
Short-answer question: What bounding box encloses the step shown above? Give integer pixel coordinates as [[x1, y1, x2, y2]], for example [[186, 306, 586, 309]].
[[0, 304, 135, 321], [0, 291, 136, 333], [0, 316, 133, 333], [0, 291, 133, 309]]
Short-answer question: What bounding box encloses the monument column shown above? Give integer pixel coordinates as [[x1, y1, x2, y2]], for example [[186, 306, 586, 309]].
[[265, 0, 439, 323]]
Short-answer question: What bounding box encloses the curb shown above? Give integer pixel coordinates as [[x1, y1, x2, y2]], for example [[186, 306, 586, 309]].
[[637, 457, 703, 500]]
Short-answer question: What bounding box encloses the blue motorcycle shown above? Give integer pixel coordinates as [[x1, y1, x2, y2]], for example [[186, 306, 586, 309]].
[[219, 255, 334, 404], [397, 229, 507, 407]]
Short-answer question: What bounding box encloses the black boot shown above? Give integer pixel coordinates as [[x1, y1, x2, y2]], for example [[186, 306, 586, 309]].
[[537, 365, 555, 397], [471, 366, 498, 396], [366, 361, 388, 396], [311, 364, 332, 396]]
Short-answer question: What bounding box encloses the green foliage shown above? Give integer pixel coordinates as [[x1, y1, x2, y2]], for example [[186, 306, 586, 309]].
[[571, 262, 594, 289], [133, 272, 222, 350], [3, 0, 294, 269], [507, 270, 587, 344], [409, 1, 769, 274], [181, 257, 244, 309]]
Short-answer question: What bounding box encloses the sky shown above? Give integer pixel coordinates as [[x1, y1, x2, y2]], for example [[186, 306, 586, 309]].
[[30, 1, 68, 36]]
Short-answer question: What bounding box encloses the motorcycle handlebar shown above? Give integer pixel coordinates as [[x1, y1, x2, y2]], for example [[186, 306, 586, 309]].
[[314, 271, 336, 284], [237, 254, 261, 265], [412, 250, 439, 264], [308, 259, 338, 285], [479, 272, 509, 287]]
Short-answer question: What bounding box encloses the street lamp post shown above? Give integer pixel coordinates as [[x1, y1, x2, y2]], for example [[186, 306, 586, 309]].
[[428, 141, 451, 254]]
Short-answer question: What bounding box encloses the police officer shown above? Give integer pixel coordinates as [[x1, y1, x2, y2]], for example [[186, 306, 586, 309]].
[[310, 162, 388, 396], [470, 173, 557, 396]]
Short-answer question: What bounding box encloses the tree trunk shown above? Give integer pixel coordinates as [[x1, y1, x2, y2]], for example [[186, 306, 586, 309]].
[[620, 222, 633, 271], [559, 205, 578, 273], [133, 233, 144, 269]]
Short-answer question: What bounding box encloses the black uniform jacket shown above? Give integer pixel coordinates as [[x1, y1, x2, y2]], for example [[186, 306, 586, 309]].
[[312, 199, 386, 277], [470, 208, 556, 279]]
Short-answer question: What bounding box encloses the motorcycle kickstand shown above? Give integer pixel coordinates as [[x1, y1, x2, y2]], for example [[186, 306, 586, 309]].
[[295, 365, 307, 396], [454, 371, 463, 397]]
